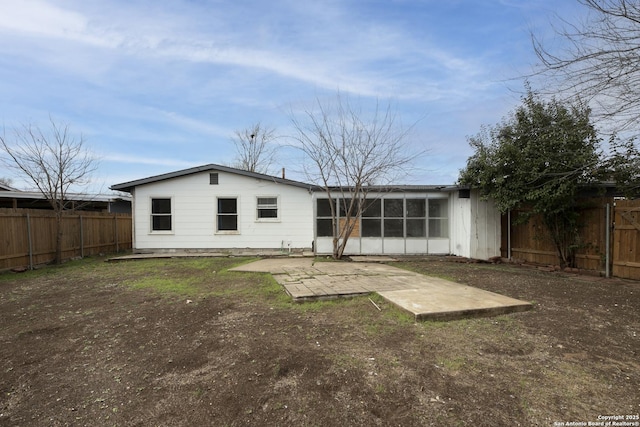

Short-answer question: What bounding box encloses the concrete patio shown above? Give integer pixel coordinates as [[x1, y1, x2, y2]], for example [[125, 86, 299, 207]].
[[230, 258, 532, 321]]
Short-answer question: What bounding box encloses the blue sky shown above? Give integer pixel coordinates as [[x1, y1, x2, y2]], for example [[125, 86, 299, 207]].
[[0, 0, 582, 192]]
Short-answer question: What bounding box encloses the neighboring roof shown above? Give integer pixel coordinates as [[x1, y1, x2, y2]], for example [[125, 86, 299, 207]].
[[0, 183, 19, 191], [0, 190, 131, 203], [110, 164, 319, 193]]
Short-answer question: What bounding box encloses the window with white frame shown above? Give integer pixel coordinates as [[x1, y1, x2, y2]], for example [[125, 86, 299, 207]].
[[217, 198, 238, 231], [151, 198, 172, 231], [257, 197, 278, 219]]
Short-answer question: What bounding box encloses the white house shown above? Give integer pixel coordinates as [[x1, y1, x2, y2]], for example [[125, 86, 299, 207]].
[[111, 164, 501, 259]]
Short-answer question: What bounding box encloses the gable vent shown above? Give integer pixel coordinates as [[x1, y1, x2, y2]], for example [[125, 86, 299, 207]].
[[210, 173, 219, 185]]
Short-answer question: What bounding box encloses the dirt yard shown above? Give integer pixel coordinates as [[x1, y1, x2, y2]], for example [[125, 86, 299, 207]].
[[0, 256, 638, 426]]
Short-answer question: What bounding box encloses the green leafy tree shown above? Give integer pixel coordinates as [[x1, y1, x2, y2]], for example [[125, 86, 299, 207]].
[[604, 136, 640, 197], [459, 89, 602, 267]]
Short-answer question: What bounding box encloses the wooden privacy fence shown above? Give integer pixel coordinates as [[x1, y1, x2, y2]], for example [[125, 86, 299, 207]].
[[502, 198, 612, 273], [0, 208, 132, 270], [612, 199, 640, 280], [502, 198, 640, 280]]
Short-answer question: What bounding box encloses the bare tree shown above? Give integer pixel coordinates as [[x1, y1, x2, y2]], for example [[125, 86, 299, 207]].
[[0, 118, 98, 264], [289, 93, 421, 259], [231, 122, 278, 174], [532, 0, 640, 134]]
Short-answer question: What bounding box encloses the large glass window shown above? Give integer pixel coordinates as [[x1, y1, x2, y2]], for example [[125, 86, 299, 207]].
[[384, 219, 404, 237], [217, 198, 238, 231], [257, 197, 278, 219], [428, 199, 448, 238], [383, 199, 404, 237], [315, 196, 449, 240], [384, 199, 403, 217], [361, 199, 382, 237], [340, 198, 358, 217], [316, 199, 335, 237], [316, 198, 334, 217], [406, 199, 426, 237], [151, 198, 172, 231]]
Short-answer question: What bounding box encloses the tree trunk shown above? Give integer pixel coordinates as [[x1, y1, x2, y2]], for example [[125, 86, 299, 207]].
[[545, 213, 577, 269]]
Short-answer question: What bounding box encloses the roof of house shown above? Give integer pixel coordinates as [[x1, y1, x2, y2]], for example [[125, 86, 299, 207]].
[[110, 163, 464, 195], [110, 164, 319, 193], [325, 185, 459, 193]]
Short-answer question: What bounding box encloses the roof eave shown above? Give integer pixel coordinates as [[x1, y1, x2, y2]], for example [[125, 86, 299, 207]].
[[110, 164, 316, 193]]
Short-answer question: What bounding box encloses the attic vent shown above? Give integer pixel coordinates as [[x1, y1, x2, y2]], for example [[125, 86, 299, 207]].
[[210, 173, 219, 185], [458, 189, 471, 199]]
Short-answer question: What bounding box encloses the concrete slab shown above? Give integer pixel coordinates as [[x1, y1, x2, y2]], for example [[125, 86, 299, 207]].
[[232, 258, 533, 321], [377, 287, 533, 321]]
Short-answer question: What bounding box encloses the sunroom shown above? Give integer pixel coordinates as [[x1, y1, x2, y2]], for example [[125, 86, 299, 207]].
[[313, 189, 453, 256]]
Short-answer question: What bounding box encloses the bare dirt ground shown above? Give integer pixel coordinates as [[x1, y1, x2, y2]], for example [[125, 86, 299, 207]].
[[0, 255, 638, 426]]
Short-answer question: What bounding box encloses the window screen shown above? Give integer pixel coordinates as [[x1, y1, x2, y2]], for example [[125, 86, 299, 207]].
[[257, 197, 278, 219], [428, 199, 448, 238]]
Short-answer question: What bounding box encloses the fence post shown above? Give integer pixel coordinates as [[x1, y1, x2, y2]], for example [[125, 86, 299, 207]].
[[26, 213, 33, 270], [80, 215, 84, 258], [507, 209, 512, 260], [606, 203, 611, 278], [115, 214, 119, 253]]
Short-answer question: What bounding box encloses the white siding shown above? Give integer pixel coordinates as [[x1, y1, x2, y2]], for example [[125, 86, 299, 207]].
[[450, 189, 501, 260], [132, 171, 313, 251], [450, 191, 472, 258], [469, 190, 501, 259]]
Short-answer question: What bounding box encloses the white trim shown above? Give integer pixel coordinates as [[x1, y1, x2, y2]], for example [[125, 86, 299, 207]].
[[256, 195, 280, 222]]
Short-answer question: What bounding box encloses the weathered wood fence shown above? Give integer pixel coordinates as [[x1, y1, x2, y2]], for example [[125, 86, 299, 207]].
[[612, 199, 640, 280], [501, 198, 640, 280], [0, 208, 132, 270]]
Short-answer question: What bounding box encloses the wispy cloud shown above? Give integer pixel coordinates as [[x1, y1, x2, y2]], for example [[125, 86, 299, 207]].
[[0, 0, 560, 188]]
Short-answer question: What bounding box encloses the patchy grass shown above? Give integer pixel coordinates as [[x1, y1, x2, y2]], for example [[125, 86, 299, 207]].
[[0, 255, 638, 426]]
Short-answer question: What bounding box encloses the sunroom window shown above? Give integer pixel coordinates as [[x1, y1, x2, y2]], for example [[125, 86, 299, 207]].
[[428, 199, 449, 238]]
